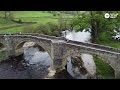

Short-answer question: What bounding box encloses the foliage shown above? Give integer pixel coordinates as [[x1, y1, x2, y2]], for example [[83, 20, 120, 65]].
[[73, 13, 91, 31], [32, 22, 61, 36], [0, 11, 15, 20], [94, 55, 115, 79], [58, 14, 71, 31], [72, 11, 120, 42], [0, 18, 16, 28], [23, 25, 35, 33]]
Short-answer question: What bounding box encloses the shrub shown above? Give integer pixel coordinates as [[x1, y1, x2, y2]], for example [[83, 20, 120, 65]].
[[35, 22, 61, 36], [23, 25, 35, 33], [23, 22, 63, 36]]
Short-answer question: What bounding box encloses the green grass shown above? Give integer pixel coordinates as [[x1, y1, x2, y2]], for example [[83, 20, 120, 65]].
[[97, 40, 120, 49], [0, 11, 73, 34], [0, 26, 24, 34], [0, 11, 59, 34], [0, 51, 6, 61], [97, 32, 120, 49], [13, 11, 72, 24], [94, 56, 115, 79], [13, 11, 73, 18], [0, 18, 16, 28], [0, 11, 58, 29], [13, 11, 53, 18], [17, 17, 58, 24]]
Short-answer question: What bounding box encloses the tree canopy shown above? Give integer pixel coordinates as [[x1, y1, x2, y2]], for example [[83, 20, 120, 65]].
[[72, 11, 120, 43]]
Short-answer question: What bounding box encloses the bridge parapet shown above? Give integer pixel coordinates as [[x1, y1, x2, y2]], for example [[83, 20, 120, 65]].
[[0, 33, 66, 41], [63, 42, 120, 57], [0, 34, 52, 43], [28, 33, 65, 40], [67, 40, 120, 53]]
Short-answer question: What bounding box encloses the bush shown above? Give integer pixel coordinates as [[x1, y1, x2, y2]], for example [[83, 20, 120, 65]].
[[23, 22, 63, 36], [8, 14, 15, 21], [35, 22, 61, 36], [98, 32, 112, 42], [34, 24, 50, 34], [23, 25, 35, 33], [58, 15, 71, 31]]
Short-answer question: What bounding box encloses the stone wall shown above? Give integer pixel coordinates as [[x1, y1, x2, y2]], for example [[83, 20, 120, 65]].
[[67, 40, 120, 53]]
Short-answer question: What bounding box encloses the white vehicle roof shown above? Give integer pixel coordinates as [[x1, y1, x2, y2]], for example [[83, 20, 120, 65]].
[[115, 35, 120, 37]]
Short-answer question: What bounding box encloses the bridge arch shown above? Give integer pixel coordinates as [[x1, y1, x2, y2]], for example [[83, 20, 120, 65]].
[[62, 50, 115, 78], [14, 38, 52, 59]]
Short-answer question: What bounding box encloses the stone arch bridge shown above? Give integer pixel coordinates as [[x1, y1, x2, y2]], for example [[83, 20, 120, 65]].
[[0, 33, 120, 78]]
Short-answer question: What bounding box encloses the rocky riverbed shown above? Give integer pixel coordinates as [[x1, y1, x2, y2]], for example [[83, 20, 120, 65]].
[[0, 54, 73, 79]]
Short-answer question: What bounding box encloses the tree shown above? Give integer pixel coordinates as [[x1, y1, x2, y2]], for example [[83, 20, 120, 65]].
[[73, 11, 120, 43], [58, 14, 71, 31], [0, 11, 14, 20]]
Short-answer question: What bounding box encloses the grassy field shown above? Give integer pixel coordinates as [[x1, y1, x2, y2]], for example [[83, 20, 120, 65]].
[[13, 11, 58, 24], [94, 56, 115, 79], [18, 18, 58, 24], [0, 18, 16, 28], [97, 32, 120, 49], [98, 40, 120, 49], [13, 11, 53, 18], [0, 27, 24, 34], [0, 11, 72, 34]]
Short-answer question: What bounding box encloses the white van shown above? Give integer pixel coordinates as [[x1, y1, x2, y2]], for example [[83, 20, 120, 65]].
[[112, 35, 120, 41]]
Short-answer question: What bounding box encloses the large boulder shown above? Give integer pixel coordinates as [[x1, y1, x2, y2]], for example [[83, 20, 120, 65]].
[[67, 54, 96, 79]]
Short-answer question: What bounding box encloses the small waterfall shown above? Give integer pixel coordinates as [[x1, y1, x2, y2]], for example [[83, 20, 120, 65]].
[[23, 42, 56, 78], [23, 42, 51, 66]]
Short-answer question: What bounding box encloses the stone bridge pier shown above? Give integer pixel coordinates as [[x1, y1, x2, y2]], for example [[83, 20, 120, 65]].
[[4, 36, 16, 58], [51, 42, 65, 73]]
